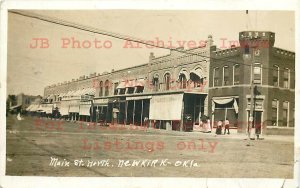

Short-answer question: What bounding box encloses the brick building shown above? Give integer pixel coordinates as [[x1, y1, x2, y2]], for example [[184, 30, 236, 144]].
[[42, 31, 295, 134], [43, 35, 214, 130], [209, 31, 295, 135]]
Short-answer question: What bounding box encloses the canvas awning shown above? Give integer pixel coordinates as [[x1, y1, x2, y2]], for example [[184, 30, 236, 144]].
[[29, 104, 40, 112], [59, 106, 69, 116], [44, 104, 53, 114], [79, 105, 91, 116], [26, 104, 34, 111], [212, 97, 239, 113], [10, 104, 22, 110], [125, 80, 135, 88], [117, 81, 126, 89], [135, 79, 145, 87], [149, 94, 183, 120], [190, 68, 203, 78], [69, 105, 80, 113]]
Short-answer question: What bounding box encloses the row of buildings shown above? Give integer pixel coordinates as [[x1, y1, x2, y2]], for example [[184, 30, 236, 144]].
[[28, 31, 295, 135]]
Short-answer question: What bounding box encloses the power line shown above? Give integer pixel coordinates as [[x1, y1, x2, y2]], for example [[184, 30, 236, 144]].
[[9, 10, 295, 74]]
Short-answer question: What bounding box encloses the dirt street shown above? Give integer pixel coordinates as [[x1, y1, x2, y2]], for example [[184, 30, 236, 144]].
[[6, 115, 294, 178]]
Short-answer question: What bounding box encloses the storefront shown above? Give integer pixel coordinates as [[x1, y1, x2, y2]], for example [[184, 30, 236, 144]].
[[126, 95, 151, 126], [93, 98, 109, 123], [211, 96, 239, 128]]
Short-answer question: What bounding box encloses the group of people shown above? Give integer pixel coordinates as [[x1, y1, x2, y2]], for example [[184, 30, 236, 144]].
[[216, 118, 230, 135]]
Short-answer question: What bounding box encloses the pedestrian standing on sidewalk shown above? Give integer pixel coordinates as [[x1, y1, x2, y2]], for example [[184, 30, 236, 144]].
[[207, 117, 211, 133], [224, 118, 230, 134], [216, 120, 222, 135]]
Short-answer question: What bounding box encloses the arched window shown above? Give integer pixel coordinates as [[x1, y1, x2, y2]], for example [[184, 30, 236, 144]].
[[164, 73, 171, 90], [179, 73, 187, 89], [152, 74, 159, 91], [99, 81, 103, 96], [104, 80, 109, 96], [273, 65, 279, 87], [190, 67, 203, 88]]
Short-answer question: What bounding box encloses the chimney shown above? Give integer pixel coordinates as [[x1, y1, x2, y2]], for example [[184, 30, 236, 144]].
[[149, 52, 155, 61]]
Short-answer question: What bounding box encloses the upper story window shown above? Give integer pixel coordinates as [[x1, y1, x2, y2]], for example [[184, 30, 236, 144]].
[[179, 73, 187, 89], [253, 63, 262, 84], [283, 68, 290, 89], [273, 65, 279, 87], [164, 73, 171, 90], [114, 82, 118, 95], [152, 76, 159, 92], [213, 67, 220, 87], [223, 66, 229, 86], [99, 81, 103, 96], [233, 64, 240, 85], [104, 80, 109, 96], [244, 44, 250, 54]]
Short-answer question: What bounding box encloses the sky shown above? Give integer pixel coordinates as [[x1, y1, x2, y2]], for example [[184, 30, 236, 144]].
[[7, 10, 295, 96]]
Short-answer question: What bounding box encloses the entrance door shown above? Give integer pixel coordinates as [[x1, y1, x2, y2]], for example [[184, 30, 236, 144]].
[[254, 111, 262, 134], [247, 110, 262, 134]]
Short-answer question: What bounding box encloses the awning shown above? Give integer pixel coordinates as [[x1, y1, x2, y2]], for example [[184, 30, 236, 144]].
[[10, 104, 22, 110], [44, 106, 53, 114], [149, 94, 183, 120], [29, 104, 40, 112], [135, 79, 145, 87], [117, 81, 126, 89], [190, 68, 203, 78], [212, 97, 239, 113], [125, 80, 135, 88], [59, 106, 69, 116], [85, 88, 96, 96], [126, 96, 152, 101], [26, 104, 34, 111], [69, 105, 80, 113], [79, 105, 91, 116]]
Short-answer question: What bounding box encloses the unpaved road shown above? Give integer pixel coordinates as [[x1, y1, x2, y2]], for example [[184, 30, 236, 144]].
[[6, 115, 294, 178]]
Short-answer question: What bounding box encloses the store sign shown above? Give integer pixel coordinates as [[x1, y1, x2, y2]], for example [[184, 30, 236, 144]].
[[81, 95, 93, 101], [247, 99, 263, 109]]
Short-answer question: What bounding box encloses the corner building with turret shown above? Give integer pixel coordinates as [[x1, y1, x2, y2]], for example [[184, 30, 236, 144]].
[[40, 32, 294, 135]]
